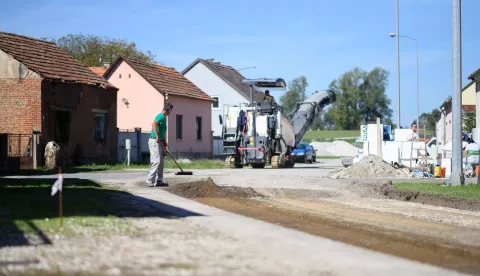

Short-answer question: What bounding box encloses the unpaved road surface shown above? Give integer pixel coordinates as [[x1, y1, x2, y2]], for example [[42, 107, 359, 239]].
[[190, 197, 480, 275], [2, 159, 480, 275], [160, 160, 480, 275]]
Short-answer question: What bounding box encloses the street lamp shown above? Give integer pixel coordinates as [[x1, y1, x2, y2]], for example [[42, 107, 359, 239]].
[[389, 32, 419, 130], [394, 0, 400, 128]]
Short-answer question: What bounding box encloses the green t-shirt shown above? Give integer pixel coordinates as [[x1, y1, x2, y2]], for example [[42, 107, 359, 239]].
[[150, 113, 167, 140]]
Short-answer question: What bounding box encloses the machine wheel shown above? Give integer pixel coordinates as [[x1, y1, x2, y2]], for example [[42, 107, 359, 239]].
[[227, 156, 244, 168], [271, 155, 284, 168], [284, 147, 295, 168], [251, 163, 266, 169], [313, 156, 316, 163]]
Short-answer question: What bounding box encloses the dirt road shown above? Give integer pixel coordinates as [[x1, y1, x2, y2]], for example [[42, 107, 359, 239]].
[[165, 179, 480, 276]]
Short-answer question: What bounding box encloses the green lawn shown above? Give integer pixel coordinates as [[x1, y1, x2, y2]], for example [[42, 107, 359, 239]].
[[303, 130, 360, 140], [76, 158, 228, 171], [315, 156, 342, 159], [394, 183, 480, 201], [302, 129, 435, 143], [1, 158, 228, 176], [0, 178, 178, 238]]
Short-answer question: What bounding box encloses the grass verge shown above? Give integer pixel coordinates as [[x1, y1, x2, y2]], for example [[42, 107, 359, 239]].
[[394, 182, 480, 201], [315, 156, 342, 159], [303, 130, 359, 140], [0, 178, 169, 240], [76, 158, 228, 171], [0, 158, 228, 176]]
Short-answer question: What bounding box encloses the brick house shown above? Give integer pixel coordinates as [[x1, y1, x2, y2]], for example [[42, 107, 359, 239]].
[[0, 31, 118, 168]]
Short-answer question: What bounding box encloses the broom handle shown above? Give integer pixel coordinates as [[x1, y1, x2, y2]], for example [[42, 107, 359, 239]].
[[159, 141, 184, 172]]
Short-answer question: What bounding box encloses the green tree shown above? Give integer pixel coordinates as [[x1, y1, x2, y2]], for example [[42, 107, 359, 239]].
[[42, 33, 157, 67], [310, 112, 325, 130], [280, 76, 308, 116], [328, 67, 392, 130], [323, 108, 335, 130], [384, 118, 396, 129], [463, 110, 476, 133]]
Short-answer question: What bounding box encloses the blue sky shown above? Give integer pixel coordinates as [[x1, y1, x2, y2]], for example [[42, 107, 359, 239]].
[[1, 0, 479, 127]]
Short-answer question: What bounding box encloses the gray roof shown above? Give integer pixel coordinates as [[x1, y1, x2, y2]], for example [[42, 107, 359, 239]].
[[468, 68, 480, 80], [182, 58, 265, 102]]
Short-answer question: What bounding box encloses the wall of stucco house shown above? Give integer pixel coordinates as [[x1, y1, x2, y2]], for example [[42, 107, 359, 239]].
[[166, 94, 212, 157], [445, 106, 453, 143], [104, 59, 164, 133], [462, 81, 476, 106], [0, 49, 41, 79], [183, 62, 249, 137], [435, 81, 476, 149], [435, 104, 452, 145]]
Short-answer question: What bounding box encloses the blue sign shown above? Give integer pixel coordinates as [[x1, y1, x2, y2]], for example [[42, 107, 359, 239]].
[[383, 125, 392, 141]]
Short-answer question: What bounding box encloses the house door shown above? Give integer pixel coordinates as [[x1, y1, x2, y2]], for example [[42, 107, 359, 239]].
[[54, 110, 71, 160]]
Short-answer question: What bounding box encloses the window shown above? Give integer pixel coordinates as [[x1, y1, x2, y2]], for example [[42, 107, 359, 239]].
[[211, 97, 219, 109], [119, 74, 122, 79], [296, 143, 306, 149], [196, 116, 202, 140], [176, 114, 183, 139], [94, 113, 106, 143]]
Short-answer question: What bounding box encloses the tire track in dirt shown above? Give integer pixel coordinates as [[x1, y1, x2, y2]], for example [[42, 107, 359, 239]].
[[164, 179, 480, 275], [192, 197, 480, 275]]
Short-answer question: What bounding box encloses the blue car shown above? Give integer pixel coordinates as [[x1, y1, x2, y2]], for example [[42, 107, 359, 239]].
[[292, 142, 314, 163]]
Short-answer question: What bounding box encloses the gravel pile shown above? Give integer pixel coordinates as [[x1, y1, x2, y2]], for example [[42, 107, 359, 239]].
[[329, 154, 412, 179], [310, 140, 359, 157]]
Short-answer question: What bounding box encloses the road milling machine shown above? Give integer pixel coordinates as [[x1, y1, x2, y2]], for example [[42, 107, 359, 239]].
[[220, 78, 336, 169]]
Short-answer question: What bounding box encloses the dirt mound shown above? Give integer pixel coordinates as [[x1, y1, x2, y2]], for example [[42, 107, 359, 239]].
[[165, 177, 264, 199], [329, 154, 412, 179], [310, 140, 360, 157]]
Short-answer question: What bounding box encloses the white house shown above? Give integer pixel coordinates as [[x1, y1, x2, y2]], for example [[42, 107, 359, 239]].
[[182, 58, 265, 155]]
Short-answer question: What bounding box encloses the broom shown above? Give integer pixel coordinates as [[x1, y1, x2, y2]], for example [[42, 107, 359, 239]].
[[160, 143, 193, 175]]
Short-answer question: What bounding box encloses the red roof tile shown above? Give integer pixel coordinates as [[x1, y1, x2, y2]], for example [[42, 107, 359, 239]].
[[107, 55, 211, 101], [89, 67, 108, 76], [0, 31, 115, 89]]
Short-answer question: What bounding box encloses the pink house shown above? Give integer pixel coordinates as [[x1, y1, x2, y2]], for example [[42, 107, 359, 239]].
[[435, 96, 475, 154], [103, 55, 213, 160]]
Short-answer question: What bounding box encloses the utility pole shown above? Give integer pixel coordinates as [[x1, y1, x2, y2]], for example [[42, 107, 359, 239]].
[[395, 0, 401, 128], [449, 0, 464, 185], [415, 39, 419, 128]]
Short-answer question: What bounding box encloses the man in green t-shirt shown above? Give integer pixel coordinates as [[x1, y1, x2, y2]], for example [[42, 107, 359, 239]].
[[146, 102, 173, 187]]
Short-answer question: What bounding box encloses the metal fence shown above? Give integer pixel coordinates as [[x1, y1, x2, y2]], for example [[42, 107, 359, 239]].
[[0, 133, 33, 170], [5, 134, 32, 157], [213, 136, 224, 156]]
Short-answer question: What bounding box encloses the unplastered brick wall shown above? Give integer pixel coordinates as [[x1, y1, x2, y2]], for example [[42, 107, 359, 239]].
[[41, 80, 118, 164], [0, 78, 42, 134]]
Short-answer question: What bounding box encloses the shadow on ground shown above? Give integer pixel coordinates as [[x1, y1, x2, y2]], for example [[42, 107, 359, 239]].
[[0, 177, 202, 248], [0, 165, 143, 176]]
